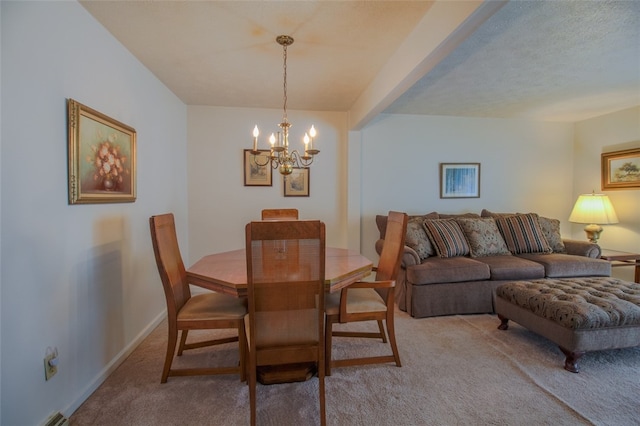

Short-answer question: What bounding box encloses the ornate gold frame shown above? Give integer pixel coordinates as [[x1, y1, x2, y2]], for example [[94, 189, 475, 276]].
[[601, 147, 640, 190], [67, 99, 136, 204]]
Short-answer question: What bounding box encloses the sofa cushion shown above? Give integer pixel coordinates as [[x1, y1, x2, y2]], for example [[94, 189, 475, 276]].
[[406, 257, 490, 285], [405, 215, 438, 259], [517, 253, 611, 278], [439, 212, 480, 219], [495, 213, 552, 254], [476, 255, 545, 280], [456, 217, 511, 257], [423, 219, 470, 258], [537, 216, 566, 253]]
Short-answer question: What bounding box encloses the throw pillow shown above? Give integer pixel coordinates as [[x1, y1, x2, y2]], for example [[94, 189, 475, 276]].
[[495, 213, 552, 254], [456, 218, 511, 257], [405, 216, 437, 259], [538, 216, 566, 253], [422, 219, 470, 258], [482, 209, 566, 254]]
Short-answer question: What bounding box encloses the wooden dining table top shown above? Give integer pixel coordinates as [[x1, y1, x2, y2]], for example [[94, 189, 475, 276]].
[[186, 247, 373, 297]]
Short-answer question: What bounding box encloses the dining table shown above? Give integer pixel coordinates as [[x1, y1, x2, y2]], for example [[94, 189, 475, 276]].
[[186, 247, 373, 298], [186, 246, 373, 384]]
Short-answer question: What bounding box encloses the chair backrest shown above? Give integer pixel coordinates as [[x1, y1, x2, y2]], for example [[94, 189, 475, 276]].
[[375, 211, 408, 281], [149, 213, 191, 320], [245, 220, 325, 357], [261, 208, 299, 220]]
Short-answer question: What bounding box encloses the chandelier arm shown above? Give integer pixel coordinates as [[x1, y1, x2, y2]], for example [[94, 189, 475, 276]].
[[289, 150, 314, 168], [251, 153, 270, 167]]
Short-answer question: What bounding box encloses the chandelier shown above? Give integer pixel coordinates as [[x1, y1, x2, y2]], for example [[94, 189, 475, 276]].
[[249, 35, 319, 175]]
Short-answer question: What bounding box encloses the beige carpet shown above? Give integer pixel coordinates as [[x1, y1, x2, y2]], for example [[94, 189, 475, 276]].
[[70, 309, 640, 426]]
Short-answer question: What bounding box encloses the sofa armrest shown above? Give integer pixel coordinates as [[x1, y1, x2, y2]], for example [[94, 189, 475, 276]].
[[562, 239, 601, 258], [375, 239, 420, 268]]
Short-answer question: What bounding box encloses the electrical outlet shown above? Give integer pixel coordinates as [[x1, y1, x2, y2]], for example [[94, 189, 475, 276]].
[[44, 352, 58, 380]]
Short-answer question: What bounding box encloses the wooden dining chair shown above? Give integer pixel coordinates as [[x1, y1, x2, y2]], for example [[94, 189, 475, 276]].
[[325, 210, 408, 375], [245, 220, 326, 426], [149, 213, 247, 383], [261, 208, 299, 220]]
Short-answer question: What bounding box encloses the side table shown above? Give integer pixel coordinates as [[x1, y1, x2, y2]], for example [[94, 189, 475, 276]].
[[600, 249, 640, 283]]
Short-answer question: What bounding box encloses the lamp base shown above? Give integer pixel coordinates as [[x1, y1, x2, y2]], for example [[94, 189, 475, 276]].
[[583, 223, 603, 244]]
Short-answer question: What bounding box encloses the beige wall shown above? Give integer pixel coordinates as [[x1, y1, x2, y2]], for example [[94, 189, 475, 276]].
[[573, 106, 640, 281], [186, 106, 349, 263], [1, 2, 188, 424], [358, 114, 576, 262]]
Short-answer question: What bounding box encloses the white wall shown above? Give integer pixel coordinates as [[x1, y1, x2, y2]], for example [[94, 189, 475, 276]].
[[573, 106, 640, 281], [186, 106, 349, 261], [358, 114, 576, 262], [1, 2, 187, 425]]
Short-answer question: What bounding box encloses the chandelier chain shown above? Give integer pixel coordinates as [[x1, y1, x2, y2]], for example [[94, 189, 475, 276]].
[[282, 42, 288, 122]]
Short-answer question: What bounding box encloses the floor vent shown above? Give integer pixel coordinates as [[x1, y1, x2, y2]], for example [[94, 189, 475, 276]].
[[43, 412, 69, 426]]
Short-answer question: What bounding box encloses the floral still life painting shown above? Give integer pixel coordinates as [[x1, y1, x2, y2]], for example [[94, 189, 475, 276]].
[[68, 99, 136, 204]]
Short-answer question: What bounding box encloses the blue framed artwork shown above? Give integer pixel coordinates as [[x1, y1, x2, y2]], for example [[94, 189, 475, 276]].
[[440, 163, 480, 198]]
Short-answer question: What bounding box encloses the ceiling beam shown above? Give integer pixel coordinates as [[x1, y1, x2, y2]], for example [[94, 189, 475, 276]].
[[348, 0, 507, 131]]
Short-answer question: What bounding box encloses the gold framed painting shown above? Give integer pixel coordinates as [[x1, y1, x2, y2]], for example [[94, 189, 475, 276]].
[[67, 99, 136, 204], [284, 168, 310, 197], [601, 148, 640, 190], [243, 149, 273, 186]]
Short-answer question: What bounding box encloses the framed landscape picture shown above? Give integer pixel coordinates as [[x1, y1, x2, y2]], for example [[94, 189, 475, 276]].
[[67, 99, 136, 204], [601, 148, 640, 190], [244, 149, 273, 186], [284, 168, 310, 197], [440, 163, 480, 198]]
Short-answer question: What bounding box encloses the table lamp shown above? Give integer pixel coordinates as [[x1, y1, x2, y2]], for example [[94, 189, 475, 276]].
[[568, 192, 618, 243]]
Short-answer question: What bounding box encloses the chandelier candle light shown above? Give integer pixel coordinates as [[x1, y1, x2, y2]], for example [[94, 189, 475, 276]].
[[249, 35, 319, 176]]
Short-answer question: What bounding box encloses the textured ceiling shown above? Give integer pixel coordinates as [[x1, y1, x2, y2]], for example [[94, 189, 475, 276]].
[[80, 0, 640, 125], [384, 0, 640, 122]]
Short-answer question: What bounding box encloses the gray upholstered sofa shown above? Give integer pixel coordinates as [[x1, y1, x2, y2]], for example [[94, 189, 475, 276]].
[[375, 210, 611, 318]]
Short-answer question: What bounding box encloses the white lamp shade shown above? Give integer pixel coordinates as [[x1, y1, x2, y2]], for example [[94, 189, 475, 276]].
[[569, 193, 619, 224]]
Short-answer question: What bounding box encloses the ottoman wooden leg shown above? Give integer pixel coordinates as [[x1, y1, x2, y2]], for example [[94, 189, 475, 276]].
[[560, 347, 584, 373], [497, 314, 509, 330]]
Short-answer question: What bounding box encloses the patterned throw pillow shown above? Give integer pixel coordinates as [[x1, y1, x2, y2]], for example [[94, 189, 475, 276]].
[[482, 209, 566, 254], [405, 216, 436, 259], [495, 213, 552, 254], [538, 216, 566, 253], [456, 218, 511, 257], [422, 219, 470, 258]]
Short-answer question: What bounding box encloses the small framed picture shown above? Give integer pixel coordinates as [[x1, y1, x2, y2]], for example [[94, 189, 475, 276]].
[[284, 168, 310, 197], [440, 163, 480, 198], [67, 99, 136, 204], [244, 149, 273, 186], [601, 148, 640, 190]]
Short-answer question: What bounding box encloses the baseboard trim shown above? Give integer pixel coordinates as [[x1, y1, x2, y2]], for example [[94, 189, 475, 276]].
[[61, 310, 167, 419]]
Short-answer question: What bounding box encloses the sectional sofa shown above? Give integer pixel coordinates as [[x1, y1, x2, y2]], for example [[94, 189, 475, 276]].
[[375, 210, 611, 318]]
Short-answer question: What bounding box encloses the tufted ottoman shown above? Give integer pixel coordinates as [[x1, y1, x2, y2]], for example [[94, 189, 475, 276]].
[[495, 277, 640, 372]]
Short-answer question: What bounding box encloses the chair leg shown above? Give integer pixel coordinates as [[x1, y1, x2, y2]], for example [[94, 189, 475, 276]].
[[377, 319, 387, 343], [248, 357, 257, 426], [386, 312, 401, 367], [177, 329, 189, 356], [238, 322, 247, 382], [325, 316, 335, 376], [318, 362, 326, 426], [161, 325, 179, 383]]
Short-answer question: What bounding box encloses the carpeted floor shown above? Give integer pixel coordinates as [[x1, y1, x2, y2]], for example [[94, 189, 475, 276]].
[[70, 309, 640, 426]]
